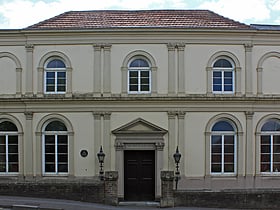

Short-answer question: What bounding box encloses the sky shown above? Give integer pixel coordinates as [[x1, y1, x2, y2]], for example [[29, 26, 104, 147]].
[[0, 0, 280, 29]]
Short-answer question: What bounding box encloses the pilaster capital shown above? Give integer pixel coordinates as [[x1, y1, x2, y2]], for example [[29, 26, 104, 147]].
[[103, 112, 111, 120], [155, 142, 165, 151], [167, 111, 177, 119], [177, 111, 186, 119], [177, 43, 186, 51], [206, 67, 212, 72], [166, 43, 176, 51], [93, 112, 102, 120], [24, 111, 33, 120], [103, 44, 112, 51], [93, 44, 102, 51], [25, 44, 34, 52], [245, 111, 254, 119], [244, 43, 253, 52], [115, 142, 125, 151]]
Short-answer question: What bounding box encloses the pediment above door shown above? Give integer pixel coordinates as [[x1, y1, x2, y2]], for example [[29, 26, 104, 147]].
[[112, 118, 167, 135]]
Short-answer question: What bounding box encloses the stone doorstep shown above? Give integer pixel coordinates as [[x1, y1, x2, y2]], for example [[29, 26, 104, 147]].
[[119, 201, 160, 207], [12, 205, 63, 210]]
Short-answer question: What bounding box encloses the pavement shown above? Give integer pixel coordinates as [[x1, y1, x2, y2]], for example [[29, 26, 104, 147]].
[[0, 196, 241, 210]]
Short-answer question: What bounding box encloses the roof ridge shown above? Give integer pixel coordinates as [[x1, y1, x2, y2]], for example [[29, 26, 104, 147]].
[[25, 9, 253, 30]]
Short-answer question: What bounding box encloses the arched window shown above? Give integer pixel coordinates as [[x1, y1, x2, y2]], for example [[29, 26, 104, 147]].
[[44, 58, 66, 94], [211, 120, 236, 174], [260, 119, 280, 173], [42, 120, 68, 175], [128, 57, 151, 94], [212, 58, 235, 93], [0, 121, 19, 174]]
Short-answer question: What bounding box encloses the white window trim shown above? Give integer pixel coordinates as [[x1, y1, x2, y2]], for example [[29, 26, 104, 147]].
[[44, 67, 67, 94], [212, 67, 235, 94], [127, 68, 151, 94], [0, 132, 19, 175], [210, 131, 237, 175], [260, 132, 280, 175], [42, 131, 69, 176]]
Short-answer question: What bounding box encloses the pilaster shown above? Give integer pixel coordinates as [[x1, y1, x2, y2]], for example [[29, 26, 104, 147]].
[[167, 43, 176, 95], [168, 111, 177, 169], [245, 111, 255, 176], [256, 67, 263, 95], [93, 44, 102, 96], [25, 44, 34, 96], [24, 111, 34, 179], [177, 43, 185, 95], [16, 67, 22, 97], [93, 112, 102, 174], [244, 44, 253, 95], [103, 112, 111, 170], [103, 44, 112, 96]]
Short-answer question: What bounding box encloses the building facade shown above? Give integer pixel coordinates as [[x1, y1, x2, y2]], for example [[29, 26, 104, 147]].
[[0, 10, 280, 202]]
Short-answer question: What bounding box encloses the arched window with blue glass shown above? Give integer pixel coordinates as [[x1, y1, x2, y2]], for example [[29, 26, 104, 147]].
[[128, 57, 151, 94], [44, 58, 66, 93], [212, 57, 235, 94], [42, 120, 68, 175], [260, 119, 280, 174], [211, 120, 237, 174]]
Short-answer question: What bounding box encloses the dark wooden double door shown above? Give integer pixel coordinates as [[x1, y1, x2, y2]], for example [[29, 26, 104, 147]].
[[124, 150, 155, 201]]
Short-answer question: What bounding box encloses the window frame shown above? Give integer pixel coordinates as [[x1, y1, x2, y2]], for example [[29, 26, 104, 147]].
[[127, 58, 151, 94], [212, 58, 235, 94], [44, 58, 67, 94], [210, 121, 237, 175], [260, 120, 280, 175], [42, 121, 69, 176]]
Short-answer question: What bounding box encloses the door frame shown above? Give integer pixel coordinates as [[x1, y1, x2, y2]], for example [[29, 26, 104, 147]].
[[112, 118, 167, 201]]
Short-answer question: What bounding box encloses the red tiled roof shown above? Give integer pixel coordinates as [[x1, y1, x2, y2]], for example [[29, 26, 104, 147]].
[[26, 10, 252, 30]]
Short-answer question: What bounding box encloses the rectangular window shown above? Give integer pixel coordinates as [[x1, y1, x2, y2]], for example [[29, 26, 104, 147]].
[[44, 134, 68, 174], [211, 135, 235, 174], [45, 71, 66, 93], [212, 71, 234, 93], [261, 135, 280, 173], [0, 135, 18, 173], [128, 70, 151, 93]]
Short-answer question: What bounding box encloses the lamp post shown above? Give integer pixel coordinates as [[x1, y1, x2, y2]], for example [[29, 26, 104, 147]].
[[97, 146, 105, 180], [173, 146, 181, 190]]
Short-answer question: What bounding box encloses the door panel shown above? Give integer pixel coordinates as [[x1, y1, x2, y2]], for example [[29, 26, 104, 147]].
[[124, 150, 155, 201]]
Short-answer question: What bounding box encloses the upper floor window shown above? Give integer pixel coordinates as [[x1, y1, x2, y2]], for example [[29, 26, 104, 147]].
[[128, 58, 151, 94], [44, 59, 66, 94], [212, 58, 234, 94], [211, 120, 236, 175], [0, 121, 18, 174], [42, 120, 68, 175], [260, 119, 280, 174]]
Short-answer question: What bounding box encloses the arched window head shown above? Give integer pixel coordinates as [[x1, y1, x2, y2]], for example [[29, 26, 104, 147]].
[[46, 59, 66, 69], [129, 58, 149, 68], [261, 119, 280, 132], [43, 120, 68, 175], [128, 57, 151, 94], [212, 57, 235, 94], [44, 58, 66, 94], [0, 121, 19, 173], [0, 121, 18, 131], [211, 120, 236, 175], [45, 120, 67, 131], [260, 119, 280, 173], [212, 121, 235, 132]]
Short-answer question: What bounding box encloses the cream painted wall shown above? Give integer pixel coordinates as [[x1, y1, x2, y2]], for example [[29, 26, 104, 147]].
[[33, 45, 94, 94], [110, 44, 168, 94], [185, 45, 245, 94], [0, 57, 17, 94], [262, 57, 280, 94]]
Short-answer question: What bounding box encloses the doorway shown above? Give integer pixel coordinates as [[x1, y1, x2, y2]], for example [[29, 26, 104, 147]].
[[124, 150, 155, 201]]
